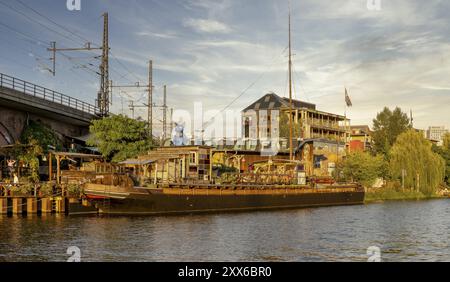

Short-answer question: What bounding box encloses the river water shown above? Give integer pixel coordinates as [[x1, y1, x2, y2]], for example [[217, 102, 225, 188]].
[[0, 199, 449, 262]]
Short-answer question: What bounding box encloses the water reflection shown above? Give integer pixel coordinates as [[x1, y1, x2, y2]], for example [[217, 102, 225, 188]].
[[0, 199, 449, 261]]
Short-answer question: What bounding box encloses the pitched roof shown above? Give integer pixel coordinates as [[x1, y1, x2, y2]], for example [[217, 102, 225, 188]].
[[350, 125, 372, 135], [243, 92, 316, 112]]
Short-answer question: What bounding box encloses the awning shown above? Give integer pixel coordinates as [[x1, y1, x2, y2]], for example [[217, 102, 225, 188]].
[[51, 152, 103, 159], [69, 133, 92, 143], [118, 159, 155, 165]]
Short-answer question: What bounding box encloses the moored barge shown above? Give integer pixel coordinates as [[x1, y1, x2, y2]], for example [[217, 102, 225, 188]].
[[85, 184, 364, 215], [82, 146, 365, 215]]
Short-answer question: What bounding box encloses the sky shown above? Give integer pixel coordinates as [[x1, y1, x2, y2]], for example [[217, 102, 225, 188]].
[[0, 0, 449, 133]]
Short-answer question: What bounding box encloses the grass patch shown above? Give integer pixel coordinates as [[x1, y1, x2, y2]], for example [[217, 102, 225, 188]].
[[365, 187, 442, 203]]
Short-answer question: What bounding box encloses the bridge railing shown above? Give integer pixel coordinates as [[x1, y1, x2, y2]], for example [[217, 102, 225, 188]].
[[0, 72, 98, 115]]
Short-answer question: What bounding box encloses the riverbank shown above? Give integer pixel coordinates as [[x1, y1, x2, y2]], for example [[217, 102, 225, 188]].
[[364, 187, 445, 203]]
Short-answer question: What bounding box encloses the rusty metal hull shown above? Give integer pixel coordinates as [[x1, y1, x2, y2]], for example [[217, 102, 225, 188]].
[[87, 186, 365, 215]]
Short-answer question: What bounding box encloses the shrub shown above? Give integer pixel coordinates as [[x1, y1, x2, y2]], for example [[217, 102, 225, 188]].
[[339, 151, 387, 187]]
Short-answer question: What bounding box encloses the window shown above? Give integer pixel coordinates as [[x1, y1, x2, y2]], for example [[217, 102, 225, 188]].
[[189, 152, 197, 165], [314, 155, 327, 169], [244, 118, 250, 138]]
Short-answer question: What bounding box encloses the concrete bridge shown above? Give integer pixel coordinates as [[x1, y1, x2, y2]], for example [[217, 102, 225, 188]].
[[0, 72, 99, 146]]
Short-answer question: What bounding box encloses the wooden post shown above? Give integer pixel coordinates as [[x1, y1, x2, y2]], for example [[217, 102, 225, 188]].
[[154, 162, 158, 185], [182, 155, 186, 178], [41, 198, 52, 213], [209, 150, 213, 181], [27, 198, 37, 214], [173, 159, 177, 182], [56, 198, 65, 213], [48, 152, 52, 181], [0, 198, 7, 214], [12, 198, 22, 214], [165, 160, 168, 183], [56, 155, 61, 184]]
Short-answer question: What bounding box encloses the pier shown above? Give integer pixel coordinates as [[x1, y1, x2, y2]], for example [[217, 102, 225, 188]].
[[0, 183, 98, 216], [0, 195, 67, 216]]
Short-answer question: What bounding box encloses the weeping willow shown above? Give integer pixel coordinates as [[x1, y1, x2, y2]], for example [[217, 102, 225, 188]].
[[390, 130, 445, 195]]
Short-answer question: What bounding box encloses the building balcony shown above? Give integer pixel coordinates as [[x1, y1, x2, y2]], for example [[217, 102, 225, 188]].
[[309, 121, 345, 132]]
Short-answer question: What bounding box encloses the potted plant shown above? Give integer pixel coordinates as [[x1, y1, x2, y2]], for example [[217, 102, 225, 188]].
[[39, 182, 54, 197], [10, 182, 34, 197], [67, 183, 82, 197]]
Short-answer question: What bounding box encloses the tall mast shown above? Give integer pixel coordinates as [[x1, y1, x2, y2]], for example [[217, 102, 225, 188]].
[[288, 3, 294, 160], [163, 85, 167, 141], [148, 60, 153, 143], [99, 12, 109, 117]]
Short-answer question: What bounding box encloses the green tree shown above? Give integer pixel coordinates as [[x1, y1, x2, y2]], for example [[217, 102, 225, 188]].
[[15, 120, 59, 183], [87, 115, 152, 162], [372, 107, 410, 156], [19, 140, 43, 183], [340, 151, 386, 187], [390, 130, 445, 195], [432, 133, 450, 186], [20, 120, 62, 153]]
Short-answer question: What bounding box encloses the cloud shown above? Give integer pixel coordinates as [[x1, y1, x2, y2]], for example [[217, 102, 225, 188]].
[[183, 18, 231, 33], [135, 31, 178, 39], [2, 0, 450, 131]]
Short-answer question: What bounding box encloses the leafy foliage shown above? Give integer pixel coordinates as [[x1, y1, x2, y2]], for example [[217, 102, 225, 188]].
[[339, 151, 386, 187], [216, 173, 240, 184], [17, 139, 43, 183], [20, 120, 61, 153], [390, 130, 445, 195], [11, 182, 34, 195], [365, 186, 431, 202], [87, 115, 152, 162], [39, 182, 54, 197], [372, 107, 410, 156], [9, 120, 61, 183], [67, 184, 82, 196], [432, 133, 450, 186], [215, 164, 238, 175]]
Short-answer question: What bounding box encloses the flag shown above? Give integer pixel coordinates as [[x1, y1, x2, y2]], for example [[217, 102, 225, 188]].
[[345, 88, 352, 107]]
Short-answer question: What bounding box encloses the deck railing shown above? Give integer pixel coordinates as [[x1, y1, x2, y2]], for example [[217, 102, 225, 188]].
[[217, 172, 299, 185], [0, 72, 98, 115]]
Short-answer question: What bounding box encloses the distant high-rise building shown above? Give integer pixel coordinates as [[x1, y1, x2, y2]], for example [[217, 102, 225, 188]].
[[426, 126, 448, 146]]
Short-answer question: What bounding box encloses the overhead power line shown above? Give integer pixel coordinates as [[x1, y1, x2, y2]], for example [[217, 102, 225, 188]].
[[15, 0, 100, 46], [110, 51, 144, 83], [0, 20, 49, 46], [1, 0, 140, 87], [0, 0, 82, 46], [202, 46, 289, 129], [15, 0, 143, 85]]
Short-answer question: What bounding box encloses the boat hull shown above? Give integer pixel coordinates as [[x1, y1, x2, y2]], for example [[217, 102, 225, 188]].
[[86, 187, 365, 215]]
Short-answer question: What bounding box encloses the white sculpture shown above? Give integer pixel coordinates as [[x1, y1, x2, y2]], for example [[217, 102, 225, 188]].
[[171, 122, 190, 146]]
